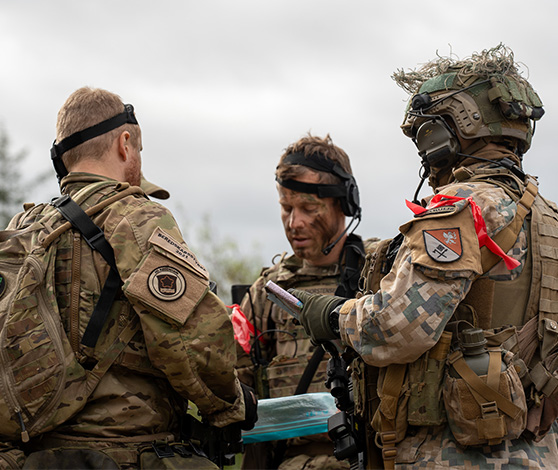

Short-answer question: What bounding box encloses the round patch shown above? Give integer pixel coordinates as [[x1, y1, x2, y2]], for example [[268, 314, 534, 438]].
[[0, 274, 5, 299], [148, 266, 186, 301]]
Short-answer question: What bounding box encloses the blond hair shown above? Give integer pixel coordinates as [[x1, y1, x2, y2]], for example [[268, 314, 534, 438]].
[[56, 87, 140, 169]]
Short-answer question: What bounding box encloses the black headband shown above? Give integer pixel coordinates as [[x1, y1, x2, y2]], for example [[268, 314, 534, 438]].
[[276, 152, 353, 197], [280, 152, 352, 180], [50, 104, 138, 181]]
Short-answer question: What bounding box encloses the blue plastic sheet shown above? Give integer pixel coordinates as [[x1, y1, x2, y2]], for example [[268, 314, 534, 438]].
[[242, 392, 338, 444]]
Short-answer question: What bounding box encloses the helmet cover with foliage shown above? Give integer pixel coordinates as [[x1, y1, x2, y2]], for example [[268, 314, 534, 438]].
[[394, 44, 544, 157]]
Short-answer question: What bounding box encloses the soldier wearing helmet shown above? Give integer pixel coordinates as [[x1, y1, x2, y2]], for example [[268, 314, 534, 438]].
[[290, 45, 558, 468]]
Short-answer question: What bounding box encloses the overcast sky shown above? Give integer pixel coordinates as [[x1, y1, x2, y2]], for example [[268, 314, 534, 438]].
[[2, 1, 558, 271]]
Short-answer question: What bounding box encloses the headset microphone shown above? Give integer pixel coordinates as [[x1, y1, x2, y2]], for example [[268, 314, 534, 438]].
[[322, 215, 361, 256], [276, 152, 362, 257]]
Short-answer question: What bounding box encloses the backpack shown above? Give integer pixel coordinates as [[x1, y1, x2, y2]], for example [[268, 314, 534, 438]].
[[0, 183, 142, 442]]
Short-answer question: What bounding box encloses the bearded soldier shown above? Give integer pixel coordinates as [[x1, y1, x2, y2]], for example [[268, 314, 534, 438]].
[[291, 45, 558, 469], [1, 87, 257, 469], [237, 134, 379, 469]]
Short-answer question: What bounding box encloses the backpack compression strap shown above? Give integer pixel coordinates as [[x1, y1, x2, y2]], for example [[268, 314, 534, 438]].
[[52, 194, 121, 348]]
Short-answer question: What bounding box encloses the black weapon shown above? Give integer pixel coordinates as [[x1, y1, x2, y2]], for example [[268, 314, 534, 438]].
[[180, 414, 243, 469], [323, 342, 366, 470]]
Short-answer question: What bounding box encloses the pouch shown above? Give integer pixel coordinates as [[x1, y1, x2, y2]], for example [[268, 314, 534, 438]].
[[443, 348, 527, 446], [407, 331, 452, 426]]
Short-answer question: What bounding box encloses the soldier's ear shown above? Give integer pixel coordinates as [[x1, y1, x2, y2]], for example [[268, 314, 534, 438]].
[[117, 131, 132, 162]]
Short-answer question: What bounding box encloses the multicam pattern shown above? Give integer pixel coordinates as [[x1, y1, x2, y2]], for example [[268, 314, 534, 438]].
[[339, 161, 558, 468], [7, 174, 244, 452], [239, 237, 377, 468]]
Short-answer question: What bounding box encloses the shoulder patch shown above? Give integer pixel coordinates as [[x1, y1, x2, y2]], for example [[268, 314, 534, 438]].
[[148, 266, 186, 301], [148, 227, 209, 279], [423, 228, 462, 262], [415, 205, 458, 217]]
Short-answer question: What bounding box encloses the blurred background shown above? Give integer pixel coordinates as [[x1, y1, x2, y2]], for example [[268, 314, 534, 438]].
[[1, 0, 557, 302]]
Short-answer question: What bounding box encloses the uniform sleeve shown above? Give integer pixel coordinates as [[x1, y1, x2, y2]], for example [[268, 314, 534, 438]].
[[339, 200, 484, 367], [111, 201, 245, 427]]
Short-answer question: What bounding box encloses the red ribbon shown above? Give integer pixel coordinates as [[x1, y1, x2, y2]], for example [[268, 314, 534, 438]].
[[228, 304, 266, 354], [406, 195, 520, 270]]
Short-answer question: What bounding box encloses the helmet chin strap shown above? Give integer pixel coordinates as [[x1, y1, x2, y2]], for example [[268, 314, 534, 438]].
[[412, 150, 525, 204]]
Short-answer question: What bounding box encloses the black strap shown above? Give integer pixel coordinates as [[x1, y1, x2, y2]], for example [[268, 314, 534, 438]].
[[275, 177, 347, 199], [50, 104, 138, 181], [336, 234, 365, 298], [53, 195, 122, 348]]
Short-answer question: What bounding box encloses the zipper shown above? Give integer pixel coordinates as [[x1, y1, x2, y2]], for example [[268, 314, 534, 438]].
[[28, 254, 68, 435], [0, 258, 45, 442]]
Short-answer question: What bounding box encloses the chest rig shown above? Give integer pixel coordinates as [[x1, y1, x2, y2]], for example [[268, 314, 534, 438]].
[[356, 164, 558, 468]]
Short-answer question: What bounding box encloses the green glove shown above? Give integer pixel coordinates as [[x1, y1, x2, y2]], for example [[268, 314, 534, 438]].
[[288, 289, 346, 342]]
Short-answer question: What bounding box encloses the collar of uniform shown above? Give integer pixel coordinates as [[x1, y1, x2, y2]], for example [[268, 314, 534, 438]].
[[60, 172, 120, 195]]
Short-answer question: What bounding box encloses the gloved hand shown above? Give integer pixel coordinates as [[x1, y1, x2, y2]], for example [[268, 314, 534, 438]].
[[288, 289, 346, 343], [239, 382, 258, 431]]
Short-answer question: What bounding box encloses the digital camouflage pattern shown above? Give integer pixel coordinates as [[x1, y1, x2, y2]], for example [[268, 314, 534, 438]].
[[6, 174, 245, 467], [239, 237, 378, 470], [339, 154, 558, 468]]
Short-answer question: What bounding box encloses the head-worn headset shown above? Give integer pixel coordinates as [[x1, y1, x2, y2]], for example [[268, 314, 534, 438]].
[[276, 151, 362, 255], [50, 104, 138, 182], [276, 152, 361, 218], [407, 83, 526, 203], [408, 93, 462, 171]]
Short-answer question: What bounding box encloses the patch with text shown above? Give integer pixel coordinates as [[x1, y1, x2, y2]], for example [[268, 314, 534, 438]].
[[148, 266, 186, 301]]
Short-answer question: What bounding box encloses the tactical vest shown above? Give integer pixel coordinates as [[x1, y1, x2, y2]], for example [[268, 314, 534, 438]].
[[357, 165, 558, 467], [255, 235, 370, 399]]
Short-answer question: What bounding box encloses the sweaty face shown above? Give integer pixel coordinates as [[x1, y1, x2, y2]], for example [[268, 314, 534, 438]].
[[278, 171, 346, 266]]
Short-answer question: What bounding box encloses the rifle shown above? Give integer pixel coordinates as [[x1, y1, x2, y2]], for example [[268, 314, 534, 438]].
[[264, 281, 367, 469], [180, 413, 244, 469]]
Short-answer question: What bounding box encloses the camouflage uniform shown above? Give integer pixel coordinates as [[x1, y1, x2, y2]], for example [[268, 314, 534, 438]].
[[239, 236, 378, 470], [340, 154, 558, 468], [9, 173, 245, 468]]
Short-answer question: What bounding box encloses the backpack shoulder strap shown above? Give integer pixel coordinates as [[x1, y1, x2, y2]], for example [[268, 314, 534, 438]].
[[42, 184, 144, 249], [46, 184, 144, 347]]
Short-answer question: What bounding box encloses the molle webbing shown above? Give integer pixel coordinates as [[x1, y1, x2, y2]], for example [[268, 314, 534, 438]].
[[528, 195, 558, 337], [460, 176, 538, 329]]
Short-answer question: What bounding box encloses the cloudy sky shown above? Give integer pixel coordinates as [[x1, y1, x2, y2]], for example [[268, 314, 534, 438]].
[[2, 1, 558, 270]]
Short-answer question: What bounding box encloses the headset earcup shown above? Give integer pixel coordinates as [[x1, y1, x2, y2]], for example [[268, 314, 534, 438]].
[[416, 119, 461, 169], [341, 178, 361, 217]]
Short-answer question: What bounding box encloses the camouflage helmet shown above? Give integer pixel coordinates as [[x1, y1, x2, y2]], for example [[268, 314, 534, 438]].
[[395, 45, 544, 156]]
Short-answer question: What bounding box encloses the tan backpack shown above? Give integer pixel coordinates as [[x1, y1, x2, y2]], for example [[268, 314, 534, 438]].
[[0, 184, 141, 442]]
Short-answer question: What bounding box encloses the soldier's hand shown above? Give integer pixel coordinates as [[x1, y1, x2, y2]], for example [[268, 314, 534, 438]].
[[288, 289, 346, 343]]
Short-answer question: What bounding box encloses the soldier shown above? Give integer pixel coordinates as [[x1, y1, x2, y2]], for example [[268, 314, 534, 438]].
[[238, 134, 379, 469], [291, 45, 558, 468], [5, 87, 256, 469]]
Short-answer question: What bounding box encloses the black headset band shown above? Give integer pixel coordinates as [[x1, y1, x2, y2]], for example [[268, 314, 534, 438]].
[[281, 152, 352, 181], [50, 104, 138, 181], [275, 177, 346, 199]]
